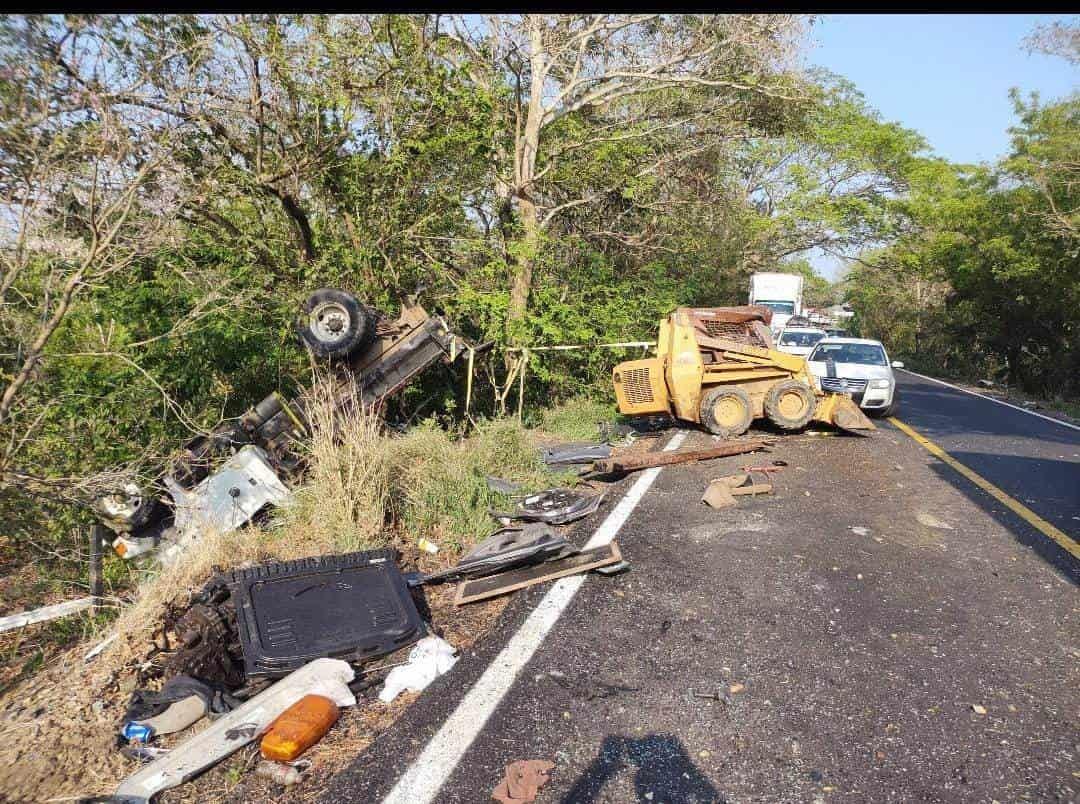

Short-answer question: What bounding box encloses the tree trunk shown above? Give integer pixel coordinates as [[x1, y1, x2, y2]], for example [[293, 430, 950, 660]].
[[507, 18, 546, 334]]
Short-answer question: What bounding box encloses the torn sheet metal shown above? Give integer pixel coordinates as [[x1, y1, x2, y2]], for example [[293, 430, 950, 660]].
[[540, 442, 612, 466], [413, 524, 572, 586], [454, 542, 623, 605], [158, 446, 292, 565], [492, 488, 604, 526], [113, 658, 355, 803]]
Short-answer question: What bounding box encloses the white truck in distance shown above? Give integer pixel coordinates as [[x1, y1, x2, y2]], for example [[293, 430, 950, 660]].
[[748, 272, 804, 335]]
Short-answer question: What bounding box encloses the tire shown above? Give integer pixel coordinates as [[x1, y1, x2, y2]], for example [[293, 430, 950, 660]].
[[298, 289, 375, 360], [764, 379, 816, 431], [699, 385, 753, 438]]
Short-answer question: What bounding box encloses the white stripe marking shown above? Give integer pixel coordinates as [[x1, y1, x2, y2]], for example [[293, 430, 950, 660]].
[[899, 369, 1080, 433], [382, 430, 688, 804]]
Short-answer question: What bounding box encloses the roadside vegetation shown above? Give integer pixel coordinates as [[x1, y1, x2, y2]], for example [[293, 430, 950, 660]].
[[0, 13, 1074, 718]]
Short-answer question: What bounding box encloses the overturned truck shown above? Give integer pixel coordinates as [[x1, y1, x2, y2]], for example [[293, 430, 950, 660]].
[[95, 289, 474, 561]]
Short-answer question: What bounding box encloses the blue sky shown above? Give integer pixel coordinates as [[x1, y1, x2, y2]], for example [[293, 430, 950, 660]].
[[806, 14, 1077, 278], [808, 14, 1077, 164]]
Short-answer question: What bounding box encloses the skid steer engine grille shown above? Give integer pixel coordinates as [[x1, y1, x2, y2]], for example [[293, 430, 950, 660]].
[[622, 366, 655, 404], [700, 320, 769, 348]]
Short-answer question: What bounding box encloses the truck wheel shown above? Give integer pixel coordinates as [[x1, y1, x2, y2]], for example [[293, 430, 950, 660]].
[[299, 289, 375, 360], [764, 379, 816, 431], [700, 386, 753, 438]]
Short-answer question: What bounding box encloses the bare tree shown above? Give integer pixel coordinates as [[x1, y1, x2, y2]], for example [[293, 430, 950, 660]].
[[436, 14, 808, 330], [1024, 20, 1080, 65], [0, 19, 197, 458]]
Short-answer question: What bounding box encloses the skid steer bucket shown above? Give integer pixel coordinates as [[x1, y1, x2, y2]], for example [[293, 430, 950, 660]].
[[812, 393, 876, 434]]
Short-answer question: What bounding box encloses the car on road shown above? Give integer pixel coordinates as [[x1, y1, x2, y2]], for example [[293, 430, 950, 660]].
[[805, 337, 903, 417], [775, 326, 827, 357]]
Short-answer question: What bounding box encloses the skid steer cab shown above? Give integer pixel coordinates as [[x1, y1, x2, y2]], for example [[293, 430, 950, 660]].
[[96, 289, 472, 562], [612, 306, 875, 438]]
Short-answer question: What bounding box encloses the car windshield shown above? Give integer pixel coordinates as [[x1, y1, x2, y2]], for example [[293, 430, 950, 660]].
[[757, 300, 795, 315], [779, 331, 825, 348], [808, 342, 887, 366]]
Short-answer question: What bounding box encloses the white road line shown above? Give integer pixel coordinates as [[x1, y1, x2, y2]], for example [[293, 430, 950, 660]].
[[382, 430, 688, 804], [899, 368, 1080, 433]]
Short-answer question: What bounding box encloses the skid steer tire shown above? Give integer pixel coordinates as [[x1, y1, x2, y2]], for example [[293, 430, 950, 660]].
[[298, 288, 375, 361], [764, 379, 816, 431], [700, 386, 753, 438]]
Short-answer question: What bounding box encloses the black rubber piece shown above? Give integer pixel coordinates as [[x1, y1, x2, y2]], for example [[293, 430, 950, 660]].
[[764, 379, 816, 431], [699, 385, 753, 438], [298, 288, 375, 360], [223, 549, 423, 679]]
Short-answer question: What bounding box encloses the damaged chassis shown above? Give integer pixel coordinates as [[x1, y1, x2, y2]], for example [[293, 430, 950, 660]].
[[99, 292, 470, 559]]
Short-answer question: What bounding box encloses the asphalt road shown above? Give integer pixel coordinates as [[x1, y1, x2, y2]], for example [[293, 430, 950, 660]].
[[892, 370, 1080, 566], [324, 404, 1079, 804]]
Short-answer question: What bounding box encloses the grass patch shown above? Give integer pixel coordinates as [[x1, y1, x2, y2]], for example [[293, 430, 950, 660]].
[[537, 397, 621, 441]]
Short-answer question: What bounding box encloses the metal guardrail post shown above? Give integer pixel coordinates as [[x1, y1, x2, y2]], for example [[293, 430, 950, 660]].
[[517, 349, 529, 422], [89, 523, 104, 610]]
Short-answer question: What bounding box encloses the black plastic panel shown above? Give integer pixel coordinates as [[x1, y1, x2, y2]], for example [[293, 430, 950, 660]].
[[224, 549, 423, 679]]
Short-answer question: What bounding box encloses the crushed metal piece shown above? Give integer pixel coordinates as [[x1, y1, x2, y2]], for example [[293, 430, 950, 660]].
[[492, 488, 604, 525]]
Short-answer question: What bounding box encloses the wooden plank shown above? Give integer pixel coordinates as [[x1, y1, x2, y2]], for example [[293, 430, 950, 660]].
[[454, 543, 623, 605], [0, 597, 94, 634]]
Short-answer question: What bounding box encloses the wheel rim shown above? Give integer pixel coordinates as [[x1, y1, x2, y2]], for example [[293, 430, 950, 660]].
[[309, 301, 350, 343], [777, 389, 809, 420], [712, 396, 746, 428]]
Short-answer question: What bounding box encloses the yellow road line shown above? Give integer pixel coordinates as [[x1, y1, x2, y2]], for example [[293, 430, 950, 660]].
[[888, 416, 1079, 560]]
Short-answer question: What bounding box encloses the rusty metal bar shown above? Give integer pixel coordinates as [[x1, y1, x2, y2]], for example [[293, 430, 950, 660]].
[[592, 440, 769, 474]]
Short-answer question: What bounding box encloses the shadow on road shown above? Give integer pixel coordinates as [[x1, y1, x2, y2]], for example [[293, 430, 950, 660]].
[[924, 460, 1080, 586], [561, 733, 726, 803]]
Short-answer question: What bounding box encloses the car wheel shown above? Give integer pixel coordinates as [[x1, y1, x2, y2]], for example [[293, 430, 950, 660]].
[[699, 385, 753, 438], [298, 289, 375, 360]]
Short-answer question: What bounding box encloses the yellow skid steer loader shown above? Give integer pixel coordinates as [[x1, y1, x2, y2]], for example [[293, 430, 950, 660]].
[[612, 306, 874, 437]]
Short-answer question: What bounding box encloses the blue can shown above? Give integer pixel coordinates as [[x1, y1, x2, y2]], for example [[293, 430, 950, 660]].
[[121, 721, 155, 744]]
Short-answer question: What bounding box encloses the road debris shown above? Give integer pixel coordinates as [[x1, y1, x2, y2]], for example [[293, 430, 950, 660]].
[[971, 704, 987, 715], [113, 658, 355, 802], [224, 549, 423, 679], [492, 488, 604, 525], [850, 526, 869, 536], [591, 440, 769, 475], [418, 537, 440, 554], [378, 636, 459, 703], [0, 596, 94, 634], [702, 481, 736, 509], [261, 694, 340, 761], [455, 542, 623, 605], [411, 524, 573, 587], [255, 759, 310, 786], [492, 759, 555, 803], [84, 633, 118, 662], [540, 442, 612, 466], [702, 474, 774, 508]]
